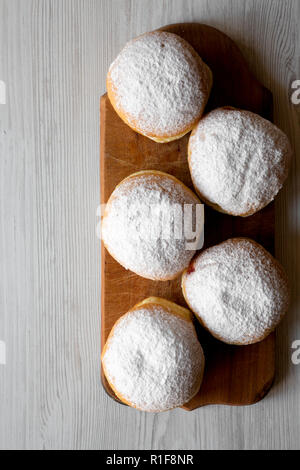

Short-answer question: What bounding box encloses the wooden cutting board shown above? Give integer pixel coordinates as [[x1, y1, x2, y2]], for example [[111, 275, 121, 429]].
[[100, 23, 275, 410]]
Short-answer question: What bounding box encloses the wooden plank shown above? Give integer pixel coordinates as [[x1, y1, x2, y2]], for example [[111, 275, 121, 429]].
[[100, 22, 276, 410]]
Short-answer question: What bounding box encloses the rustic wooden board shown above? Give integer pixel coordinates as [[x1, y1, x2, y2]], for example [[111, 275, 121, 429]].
[[100, 23, 275, 410]]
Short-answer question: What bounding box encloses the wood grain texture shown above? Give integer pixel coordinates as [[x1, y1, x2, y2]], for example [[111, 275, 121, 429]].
[[100, 22, 276, 410], [0, 0, 299, 450]]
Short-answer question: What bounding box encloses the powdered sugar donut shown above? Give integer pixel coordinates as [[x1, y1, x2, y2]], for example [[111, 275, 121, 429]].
[[188, 107, 292, 216], [101, 297, 205, 412], [101, 170, 204, 281], [107, 31, 212, 143], [182, 238, 290, 345]]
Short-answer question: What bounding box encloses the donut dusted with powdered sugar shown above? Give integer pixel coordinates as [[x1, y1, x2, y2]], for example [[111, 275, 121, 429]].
[[188, 107, 292, 216], [182, 238, 290, 345], [101, 297, 205, 412], [101, 170, 204, 281], [107, 31, 212, 142]]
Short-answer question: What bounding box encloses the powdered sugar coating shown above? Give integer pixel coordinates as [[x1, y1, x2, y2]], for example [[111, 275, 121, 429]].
[[182, 238, 290, 345], [188, 108, 292, 216], [102, 172, 204, 280], [102, 304, 204, 412], [108, 31, 212, 139]]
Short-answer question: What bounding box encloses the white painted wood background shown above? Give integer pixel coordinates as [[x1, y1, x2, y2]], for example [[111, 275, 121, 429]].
[[0, 0, 299, 450]]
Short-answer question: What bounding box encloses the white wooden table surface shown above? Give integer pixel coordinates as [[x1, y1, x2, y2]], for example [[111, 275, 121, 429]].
[[0, 0, 299, 450]]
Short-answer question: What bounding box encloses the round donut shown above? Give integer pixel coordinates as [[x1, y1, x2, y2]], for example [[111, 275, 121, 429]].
[[182, 238, 290, 345], [188, 107, 292, 216], [101, 170, 204, 281], [107, 31, 212, 143], [101, 297, 205, 412]]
